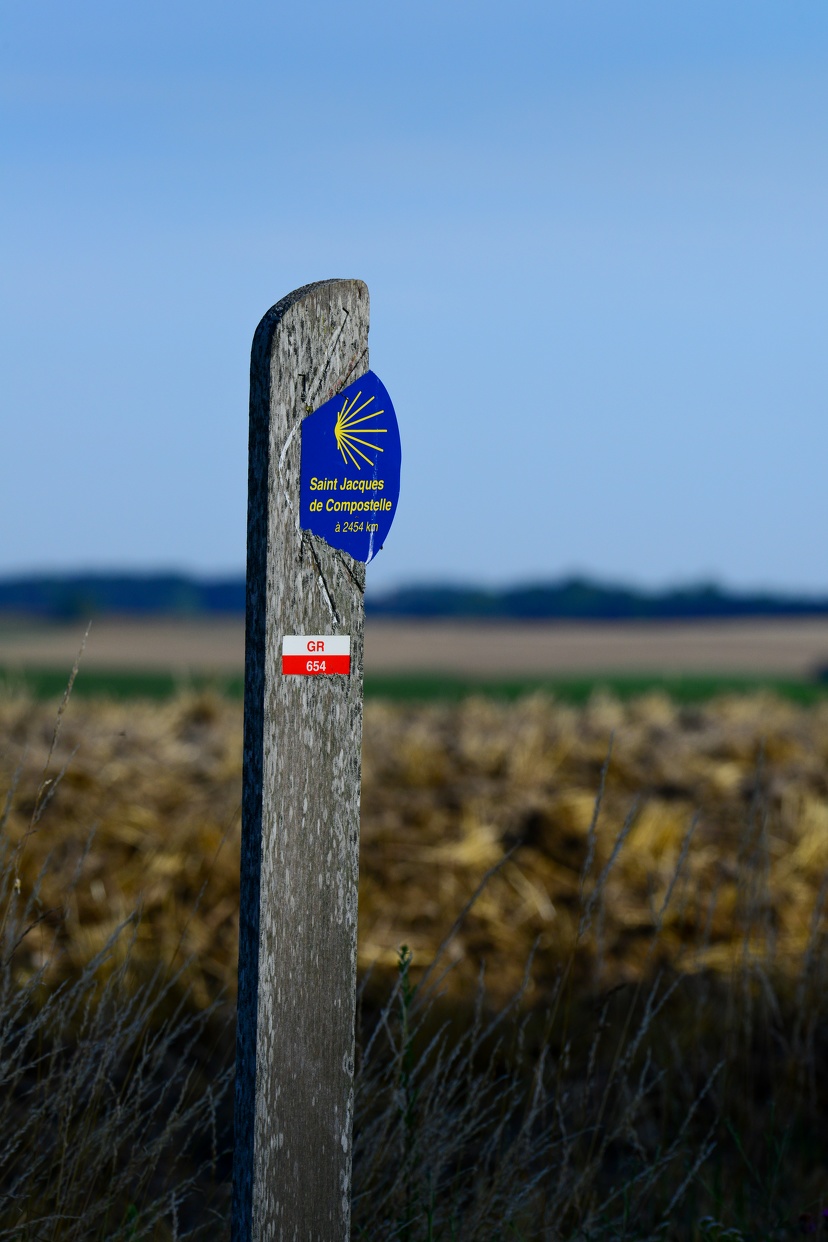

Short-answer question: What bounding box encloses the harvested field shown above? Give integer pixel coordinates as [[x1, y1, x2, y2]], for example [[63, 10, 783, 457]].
[[5, 687, 828, 1235], [2, 687, 827, 1007]]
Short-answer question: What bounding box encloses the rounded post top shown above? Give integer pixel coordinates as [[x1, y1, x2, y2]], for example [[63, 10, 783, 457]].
[[252, 279, 368, 352]]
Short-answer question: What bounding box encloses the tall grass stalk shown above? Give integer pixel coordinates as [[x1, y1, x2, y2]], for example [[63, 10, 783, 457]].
[[0, 673, 233, 1240], [350, 750, 828, 1239]]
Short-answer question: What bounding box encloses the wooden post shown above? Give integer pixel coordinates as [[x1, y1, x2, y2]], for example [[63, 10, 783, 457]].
[[233, 280, 369, 1241]]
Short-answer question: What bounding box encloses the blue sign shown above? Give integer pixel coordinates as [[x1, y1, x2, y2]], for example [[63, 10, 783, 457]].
[[300, 370, 401, 563]]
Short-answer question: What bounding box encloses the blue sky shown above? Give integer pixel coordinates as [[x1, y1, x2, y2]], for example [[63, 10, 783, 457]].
[[3, 0, 826, 592]]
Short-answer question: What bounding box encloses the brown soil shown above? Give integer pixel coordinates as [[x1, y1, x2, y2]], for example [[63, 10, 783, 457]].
[[1, 616, 828, 675]]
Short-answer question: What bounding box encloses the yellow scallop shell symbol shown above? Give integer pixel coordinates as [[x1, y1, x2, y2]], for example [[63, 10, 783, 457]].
[[334, 390, 388, 469]]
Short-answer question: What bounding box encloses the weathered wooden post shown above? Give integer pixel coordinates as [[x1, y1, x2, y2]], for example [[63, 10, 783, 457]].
[[233, 280, 401, 1240]]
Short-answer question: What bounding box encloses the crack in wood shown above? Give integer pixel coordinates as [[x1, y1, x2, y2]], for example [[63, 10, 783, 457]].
[[336, 346, 369, 393], [305, 307, 350, 407], [305, 533, 341, 626], [276, 419, 302, 511], [336, 551, 365, 597]]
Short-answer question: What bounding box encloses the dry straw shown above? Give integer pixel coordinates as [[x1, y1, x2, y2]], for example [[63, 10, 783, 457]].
[[2, 681, 828, 1235]]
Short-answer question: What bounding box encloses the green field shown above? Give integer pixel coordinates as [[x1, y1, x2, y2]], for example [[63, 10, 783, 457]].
[[2, 664, 827, 704]]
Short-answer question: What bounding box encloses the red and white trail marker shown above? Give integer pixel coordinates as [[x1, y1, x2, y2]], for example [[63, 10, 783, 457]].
[[282, 634, 351, 676]]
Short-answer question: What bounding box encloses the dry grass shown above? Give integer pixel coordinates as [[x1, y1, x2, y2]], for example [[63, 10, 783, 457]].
[[2, 687, 827, 1008], [3, 686, 828, 1236]]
